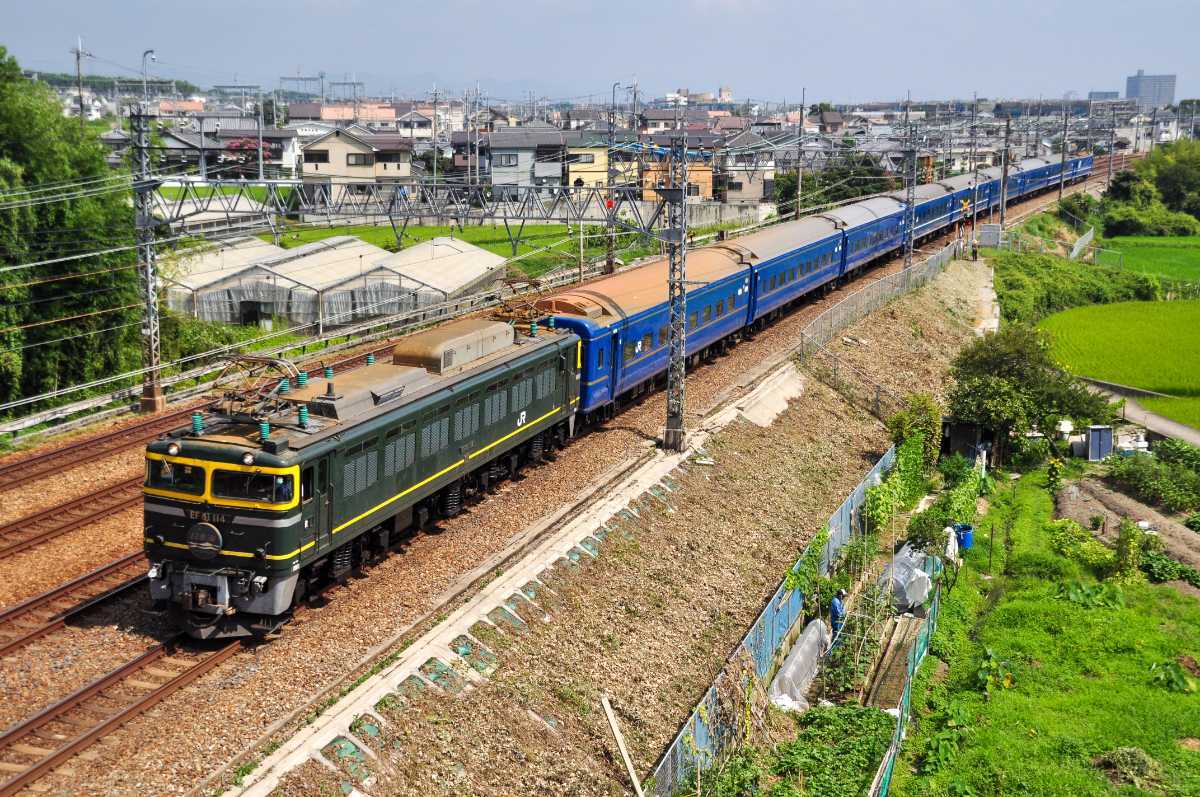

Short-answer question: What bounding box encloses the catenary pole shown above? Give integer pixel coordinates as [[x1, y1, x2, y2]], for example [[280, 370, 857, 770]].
[[999, 118, 1011, 228], [1058, 101, 1068, 199]]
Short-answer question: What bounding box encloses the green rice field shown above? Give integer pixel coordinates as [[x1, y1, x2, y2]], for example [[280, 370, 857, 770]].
[[1104, 236, 1200, 282], [1039, 300, 1200, 429]]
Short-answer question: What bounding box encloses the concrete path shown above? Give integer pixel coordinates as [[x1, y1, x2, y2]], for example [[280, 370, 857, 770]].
[[1116, 396, 1200, 447]]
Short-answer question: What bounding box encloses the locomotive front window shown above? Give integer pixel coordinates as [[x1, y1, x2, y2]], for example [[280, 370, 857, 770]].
[[146, 459, 205, 495], [212, 469, 294, 504]]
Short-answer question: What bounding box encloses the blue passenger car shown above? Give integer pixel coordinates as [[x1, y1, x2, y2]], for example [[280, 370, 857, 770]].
[[822, 197, 905, 276], [739, 217, 843, 321]]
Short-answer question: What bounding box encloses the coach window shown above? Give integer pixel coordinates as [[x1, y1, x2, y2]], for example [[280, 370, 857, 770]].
[[703, 305, 712, 323], [624, 340, 635, 361], [658, 326, 668, 347], [769, 275, 776, 290], [689, 311, 697, 330], [641, 332, 652, 353], [716, 300, 725, 317]]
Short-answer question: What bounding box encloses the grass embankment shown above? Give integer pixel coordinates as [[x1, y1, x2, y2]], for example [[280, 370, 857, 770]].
[[1104, 236, 1200, 282], [891, 471, 1200, 797], [1039, 300, 1200, 430]]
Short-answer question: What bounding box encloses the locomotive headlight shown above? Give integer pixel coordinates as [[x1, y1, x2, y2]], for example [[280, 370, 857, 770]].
[[252, 575, 268, 593], [242, 452, 255, 465], [147, 563, 161, 580], [167, 443, 180, 456]]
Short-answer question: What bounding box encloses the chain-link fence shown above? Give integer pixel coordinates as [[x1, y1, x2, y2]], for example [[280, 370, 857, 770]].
[[648, 238, 967, 795], [647, 446, 896, 795]]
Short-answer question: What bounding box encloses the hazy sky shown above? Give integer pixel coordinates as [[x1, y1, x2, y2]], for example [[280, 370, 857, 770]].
[[5, 0, 1196, 105]]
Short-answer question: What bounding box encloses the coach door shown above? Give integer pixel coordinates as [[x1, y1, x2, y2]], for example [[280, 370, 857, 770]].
[[303, 457, 332, 555]]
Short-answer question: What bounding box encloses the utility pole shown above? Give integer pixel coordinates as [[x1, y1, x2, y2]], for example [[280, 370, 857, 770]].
[[999, 118, 1011, 228], [130, 104, 164, 413], [796, 86, 805, 220], [257, 88, 265, 180], [71, 38, 91, 133], [903, 123, 916, 271], [1108, 107, 1117, 187], [431, 85, 440, 186], [606, 81, 621, 274], [1149, 107, 1158, 152], [662, 130, 688, 452], [969, 92, 979, 234], [1058, 102, 1068, 199]]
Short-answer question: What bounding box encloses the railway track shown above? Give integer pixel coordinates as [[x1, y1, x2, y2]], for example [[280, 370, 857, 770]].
[[0, 476, 143, 561], [0, 637, 240, 796], [0, 551, 147, 658], [0, 406, 200, 492]]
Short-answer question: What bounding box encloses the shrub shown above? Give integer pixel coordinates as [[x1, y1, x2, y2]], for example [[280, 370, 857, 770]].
[[1153, 438, 1200, 473], [939, 453, 973, 488], [1107, 453, 1200, 513], [1045, 518, 1117, 575], [1185, 513, 1200, 533], [888, 394, 942, 474], [1010, 436, 1052, 471], [1113, 520, 1147, 583]]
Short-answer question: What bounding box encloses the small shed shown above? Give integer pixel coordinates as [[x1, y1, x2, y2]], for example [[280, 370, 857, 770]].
[[1087, 425, 1114, 462], [371, 238, 507, 308]]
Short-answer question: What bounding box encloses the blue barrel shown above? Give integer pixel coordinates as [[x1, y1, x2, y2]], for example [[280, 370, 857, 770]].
[[954, 523, 974, 550]]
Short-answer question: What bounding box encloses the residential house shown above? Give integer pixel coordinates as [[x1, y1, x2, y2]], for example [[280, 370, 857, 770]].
[[817, 111, 844, 134], [715, 130, 775, 204], [486, 128, 570, 196], [211, 127, 301, 176], [100, 127, 131, 167], [158, 99, 204, 117], [301, 129, 414, 204], [397, 110, 434, 141], [562, 108, 609, 130], [564, 130, 640, 189], [639, 108, 709, 131], [713, 115, 748, 135], [639, 132, 719, 200]]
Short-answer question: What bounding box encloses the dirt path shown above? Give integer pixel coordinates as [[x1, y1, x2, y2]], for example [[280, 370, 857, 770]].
[[1057, 478, 1200, 574]]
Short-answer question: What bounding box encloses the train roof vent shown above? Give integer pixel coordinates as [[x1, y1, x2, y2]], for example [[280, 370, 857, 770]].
[[392, 317, 515, 375]]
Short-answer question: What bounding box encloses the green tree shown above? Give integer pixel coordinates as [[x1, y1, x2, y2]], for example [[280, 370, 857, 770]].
[[0, 46, 141, 407], [947, 326, 1108, 463]]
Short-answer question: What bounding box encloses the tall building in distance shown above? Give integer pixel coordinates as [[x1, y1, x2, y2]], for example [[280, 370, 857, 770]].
[[1125, 69, 1177, 110], [1088, 90, 1119, 101]]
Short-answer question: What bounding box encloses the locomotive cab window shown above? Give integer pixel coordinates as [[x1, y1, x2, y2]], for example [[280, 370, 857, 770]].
[[301, 466, 314, 502], [596, 347, 605, 369], [146, 458, 205, 495], [212, 469, 293, 504]]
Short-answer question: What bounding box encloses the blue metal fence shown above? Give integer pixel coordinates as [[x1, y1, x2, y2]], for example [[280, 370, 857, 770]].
[[648, 445, 897, 795]]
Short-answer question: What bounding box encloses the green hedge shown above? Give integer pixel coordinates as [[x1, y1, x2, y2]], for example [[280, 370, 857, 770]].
[[992, 252, 1165, 325]]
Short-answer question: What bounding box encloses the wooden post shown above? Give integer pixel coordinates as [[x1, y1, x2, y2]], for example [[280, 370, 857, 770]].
[[601, 694, 644, 797]]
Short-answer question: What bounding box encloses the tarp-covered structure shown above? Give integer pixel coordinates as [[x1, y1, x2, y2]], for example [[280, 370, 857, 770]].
[[372, 237, 507, 307], [163, 236, 285, 318], [164, 234, 509, 332]]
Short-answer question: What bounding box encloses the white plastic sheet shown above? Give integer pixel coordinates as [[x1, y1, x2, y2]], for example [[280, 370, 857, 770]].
[[769, 618, 830, 713], [878, 543, 932, 611]]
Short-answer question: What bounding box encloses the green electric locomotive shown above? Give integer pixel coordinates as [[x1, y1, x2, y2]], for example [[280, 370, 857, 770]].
[[143, 318, 580, 638]]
